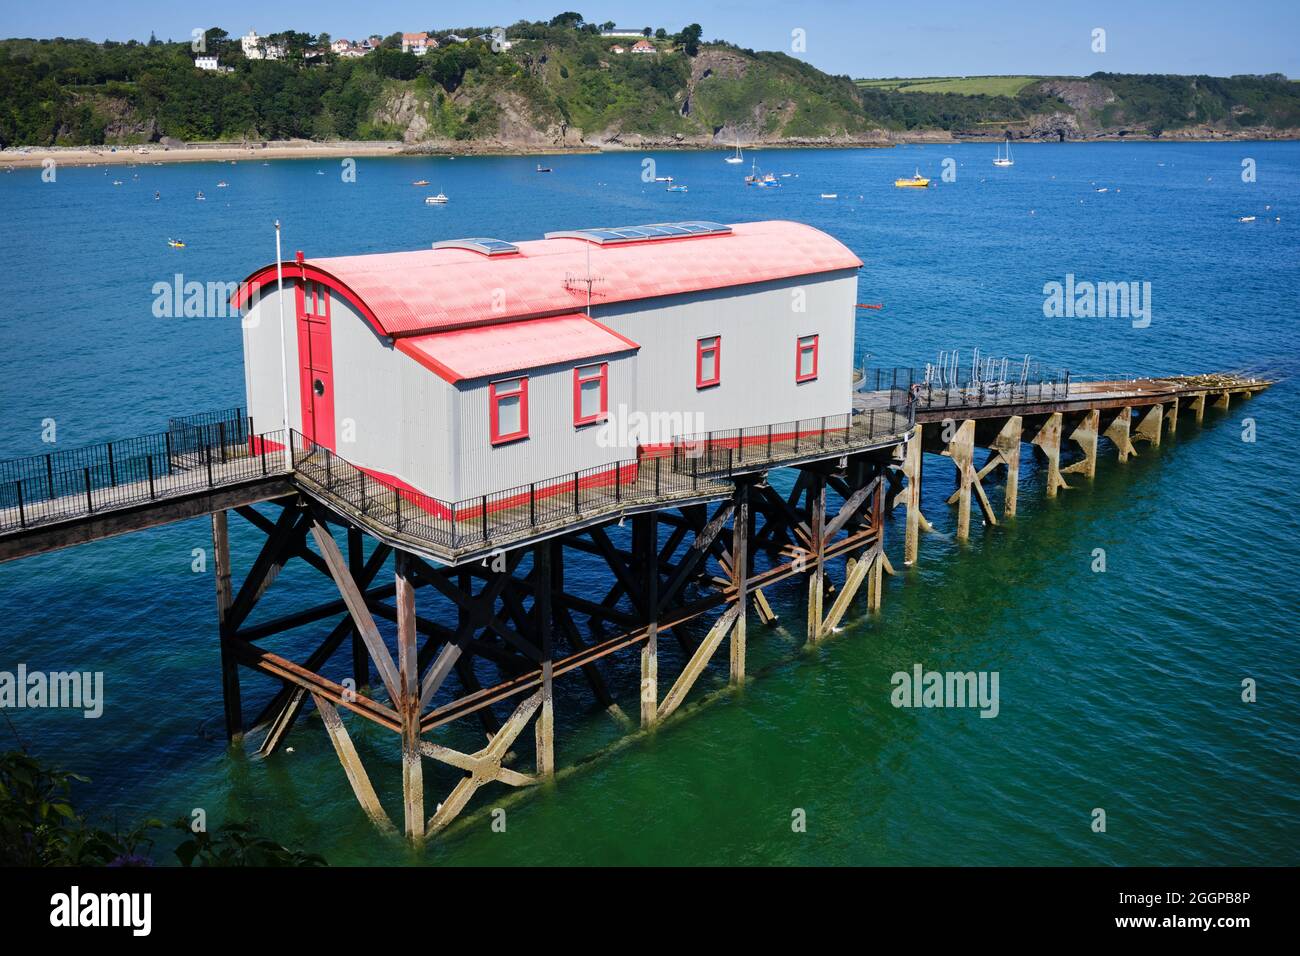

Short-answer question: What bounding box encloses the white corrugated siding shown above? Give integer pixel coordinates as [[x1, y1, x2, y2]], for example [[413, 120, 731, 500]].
[[453, 354, 637, 502], [241, 284, 302, 437], [591, 271, 857, 436]]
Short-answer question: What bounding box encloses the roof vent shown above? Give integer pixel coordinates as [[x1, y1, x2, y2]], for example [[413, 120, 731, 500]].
[[544, 221, 732, 245], [431, 237, 520, 256]]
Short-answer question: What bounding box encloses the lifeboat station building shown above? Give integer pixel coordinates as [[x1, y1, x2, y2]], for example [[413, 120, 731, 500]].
[[234, 220, 863, 508]]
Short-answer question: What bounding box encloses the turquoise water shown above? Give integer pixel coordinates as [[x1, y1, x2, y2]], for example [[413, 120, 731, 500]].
[[0, 143, 1296, 865]]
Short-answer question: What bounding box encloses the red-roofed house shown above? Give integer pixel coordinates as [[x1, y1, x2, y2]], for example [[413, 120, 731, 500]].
[[234, 220, 861, 507]]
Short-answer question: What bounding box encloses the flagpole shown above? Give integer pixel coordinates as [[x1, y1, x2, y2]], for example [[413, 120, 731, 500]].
[[274, 220, 292, 471]]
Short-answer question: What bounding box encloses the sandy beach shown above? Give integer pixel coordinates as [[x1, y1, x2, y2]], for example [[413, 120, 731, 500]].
[[0, 140, 409, 169]]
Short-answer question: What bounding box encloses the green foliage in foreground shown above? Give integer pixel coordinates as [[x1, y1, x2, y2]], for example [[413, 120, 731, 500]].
[[0, 749, 326, 867]]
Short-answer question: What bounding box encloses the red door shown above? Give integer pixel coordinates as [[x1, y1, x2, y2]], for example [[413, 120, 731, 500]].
[[296, 279, 335, 448]]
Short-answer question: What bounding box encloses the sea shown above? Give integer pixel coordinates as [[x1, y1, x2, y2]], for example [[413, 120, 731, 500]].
[[0, 141, 1296, 865]]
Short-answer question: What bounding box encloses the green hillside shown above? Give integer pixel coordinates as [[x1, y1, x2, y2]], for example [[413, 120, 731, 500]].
[[0, 17, 1296, 149]]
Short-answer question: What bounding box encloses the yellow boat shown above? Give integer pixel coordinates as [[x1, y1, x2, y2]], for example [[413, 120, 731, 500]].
[[894, 168, 930, 188]]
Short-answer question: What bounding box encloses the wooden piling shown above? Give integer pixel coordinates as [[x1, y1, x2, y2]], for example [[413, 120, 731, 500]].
[[395, 551, 424, 842], [1063, 409, 1100, 479], [1031, 412, 1068, 496], [806, 473, 826, 643], [211, 510, 241, 742], [729, 483, 749, 684], [1104, 406, 1137, 462]]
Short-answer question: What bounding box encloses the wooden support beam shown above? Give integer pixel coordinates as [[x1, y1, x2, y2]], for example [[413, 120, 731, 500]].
[[903, 425, 924, 565], [1030, 412, 1069, 497], [730, 484, 749, 684], [1062, 409, 1100, 479], [1191, 391, 1207, 425], [639, 513, 660, 728], [211, 510, 241, 742], [395, 552, 424, 842], [311, 692, 397, 836], [1165, 398, 1180, 436], [347, 526, 371, 694], [1190, 395, 1211, 429], [424, 690, 542, 834], [868, 470, 886, 612], [805, 473, 826, 644], [823, 476, 879, 543], [657, 604, 741, 722], [753, 587, 777, 625], [990, 416, 1023, 517], [309, 516, 402, 703], [1213, 389, 1232, 409], [1134, 403, 1162, 447], [821, 550, 872, 636], [255, 615, 353, 757], [226, 503, 302, 635], [947, 419, 976, 538], [534, 541, 555, 779], [1104, 406, 1137, 462]]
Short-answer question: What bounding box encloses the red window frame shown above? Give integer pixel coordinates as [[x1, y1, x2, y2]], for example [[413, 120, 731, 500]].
[[489, 376, 529, 445], [696, 335, 721, 389], [573, 362, 609, 426], [795, 334, 819, 383]]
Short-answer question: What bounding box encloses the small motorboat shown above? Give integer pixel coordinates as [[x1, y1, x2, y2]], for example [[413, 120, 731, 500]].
[[216, 181, 229, 188], [820, 193, 838, 199], [655, 176, 674, 182], [894, 169, 930, 188], [167, 238, 185, 248], [195, 190, 206, 200], [1239, 216, 1256, 222], [153, 191, 160, 200], [666, 184, 688, 192], [412, 179, 430, 186], [536, 164, 552, 173], [425, 192, 449, 204]]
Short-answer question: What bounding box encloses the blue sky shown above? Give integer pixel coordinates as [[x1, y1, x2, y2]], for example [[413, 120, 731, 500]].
[[5, 0, 1297, 78]]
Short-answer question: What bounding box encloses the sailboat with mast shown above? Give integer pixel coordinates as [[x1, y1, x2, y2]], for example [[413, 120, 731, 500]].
[[724, 139, 744, 164], [993, 137, 1014, 167]]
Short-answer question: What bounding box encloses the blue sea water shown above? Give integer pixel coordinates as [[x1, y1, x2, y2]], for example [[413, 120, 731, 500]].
[[0, 142, 1296, 865]]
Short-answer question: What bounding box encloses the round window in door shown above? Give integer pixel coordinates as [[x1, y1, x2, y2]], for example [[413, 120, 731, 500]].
[[313, 379, 326, 397]]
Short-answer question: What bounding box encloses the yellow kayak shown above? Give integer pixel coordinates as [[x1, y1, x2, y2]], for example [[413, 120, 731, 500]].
[[894, 169, 930, 188]]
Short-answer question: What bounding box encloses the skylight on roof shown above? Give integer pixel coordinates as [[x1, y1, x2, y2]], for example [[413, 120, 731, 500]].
[[543, 221, 732, 245], [431, 237, 520, 256]]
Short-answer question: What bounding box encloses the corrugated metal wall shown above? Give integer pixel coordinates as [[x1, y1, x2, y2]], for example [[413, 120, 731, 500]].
[[453, 354, 637, 501], [241, 284, 302, 437], [592, 270, 857, 438]]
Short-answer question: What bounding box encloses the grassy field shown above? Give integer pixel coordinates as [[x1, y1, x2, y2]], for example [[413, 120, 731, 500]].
[[855, 75, 1042, 96]]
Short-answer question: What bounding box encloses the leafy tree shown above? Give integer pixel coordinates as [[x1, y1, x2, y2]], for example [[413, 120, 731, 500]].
[[549, 12, 584, 29], [676, 23, 703, 56]]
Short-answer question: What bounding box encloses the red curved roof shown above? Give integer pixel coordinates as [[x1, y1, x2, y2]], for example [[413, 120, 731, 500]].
[[397, 314, 639, 384], [235, 220, 861, 338]]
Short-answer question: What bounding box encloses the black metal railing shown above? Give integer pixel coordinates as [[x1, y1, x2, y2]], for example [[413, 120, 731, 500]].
[[0, 414, 286, 534], [667, 404, 914, 478], [290, 430, 735, 552], [877, 366, 1072, 410]]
